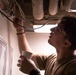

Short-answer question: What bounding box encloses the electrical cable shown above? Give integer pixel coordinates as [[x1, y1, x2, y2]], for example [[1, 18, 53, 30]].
[[0, 9, 51, 31], [1, 0, 7, 8], [0, 9, 25, 28], [1, 0, 15, 17], [5, 3, 13, 13], [14, 0, 26, 21]]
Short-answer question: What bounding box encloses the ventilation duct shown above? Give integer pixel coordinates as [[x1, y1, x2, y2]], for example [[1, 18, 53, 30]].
[[62, 0, 73, 11], [49, 0, 59, 15], [0, 0, 74, 21], [32, 0, 44, 20], [31, 0, 74, 20]]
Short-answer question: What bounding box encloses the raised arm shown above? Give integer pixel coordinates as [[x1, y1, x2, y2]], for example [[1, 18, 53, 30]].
[[13, 17, 33, 54], [13, 17, 41, 75]]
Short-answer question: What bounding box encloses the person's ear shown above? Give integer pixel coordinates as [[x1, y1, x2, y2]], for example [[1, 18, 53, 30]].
[[64, 40, 71, 47]]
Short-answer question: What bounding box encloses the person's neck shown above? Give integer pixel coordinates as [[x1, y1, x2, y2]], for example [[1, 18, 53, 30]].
[[57, 49, 74, 60]]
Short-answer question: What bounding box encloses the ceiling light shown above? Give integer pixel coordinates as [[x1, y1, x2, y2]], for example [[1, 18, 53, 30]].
[[68, 9, 76, 12], [33, 24, 57, 33]]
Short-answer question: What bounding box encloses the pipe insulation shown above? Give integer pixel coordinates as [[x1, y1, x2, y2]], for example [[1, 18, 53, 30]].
[[32, 0, 44, 20], [49, 0, 59, 15], [62, 0, 73, 11]]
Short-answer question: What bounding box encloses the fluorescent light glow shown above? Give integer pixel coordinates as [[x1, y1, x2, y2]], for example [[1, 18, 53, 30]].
[[33, 24, 57, 33], [68, 9, 76, 12]]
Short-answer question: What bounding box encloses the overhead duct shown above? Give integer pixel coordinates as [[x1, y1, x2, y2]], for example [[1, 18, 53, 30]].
[[32, 0, 44, 20], [0, 0, 75, 21], [49, 0, 59, 15], [62, 0, 73, 11]]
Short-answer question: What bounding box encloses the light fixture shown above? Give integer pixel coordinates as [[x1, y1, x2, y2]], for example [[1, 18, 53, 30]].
[[33, 24, 57, 33], [68, 9, 76, 12]]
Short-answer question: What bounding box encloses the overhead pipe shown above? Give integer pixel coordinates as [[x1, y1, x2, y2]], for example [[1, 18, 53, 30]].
[[32, 0, 44, 20], [49, 0, 59, 15], [62, 0, 73, 11]]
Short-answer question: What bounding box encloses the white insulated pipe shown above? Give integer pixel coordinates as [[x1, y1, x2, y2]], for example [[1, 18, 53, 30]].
[[32, 0, 44, 20], [49, 0, 59, 15], [62, 0, 73, 11]]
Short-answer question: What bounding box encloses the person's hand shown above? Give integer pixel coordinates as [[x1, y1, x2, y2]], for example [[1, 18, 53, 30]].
[[13, 17, 25, 34], [13, 17, 24, 31], [17, 55, 37, 74]]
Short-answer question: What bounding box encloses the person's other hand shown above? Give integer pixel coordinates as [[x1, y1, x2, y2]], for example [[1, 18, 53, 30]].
[[17, 55, 37, 74]]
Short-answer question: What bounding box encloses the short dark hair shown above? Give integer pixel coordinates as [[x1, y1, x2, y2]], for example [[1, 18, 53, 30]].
[[60, 16, 76, 50]]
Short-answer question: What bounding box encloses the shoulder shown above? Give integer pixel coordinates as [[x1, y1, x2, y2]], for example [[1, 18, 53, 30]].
[[48, 53, 57, 59], [36, 53, 57, 61], [63, 57, 76, 75]]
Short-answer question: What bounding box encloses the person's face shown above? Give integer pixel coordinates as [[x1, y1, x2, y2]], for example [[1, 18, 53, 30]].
[[48, 23, 67, 49]]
